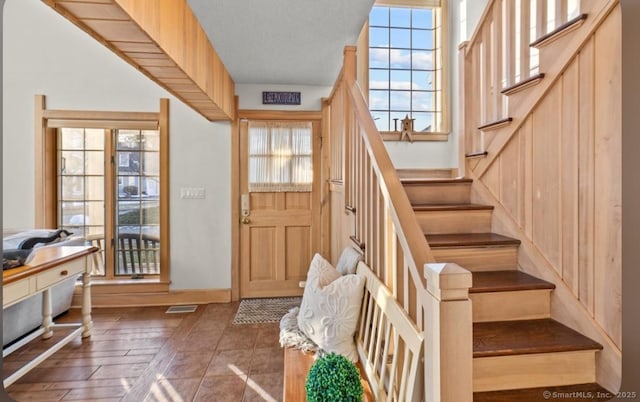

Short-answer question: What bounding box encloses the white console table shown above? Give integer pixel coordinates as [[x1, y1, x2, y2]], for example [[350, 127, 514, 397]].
[[2, 246, 98, 387]]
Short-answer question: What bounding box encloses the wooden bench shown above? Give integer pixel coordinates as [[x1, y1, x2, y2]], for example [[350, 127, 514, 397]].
[[283, 261, 424, 401]]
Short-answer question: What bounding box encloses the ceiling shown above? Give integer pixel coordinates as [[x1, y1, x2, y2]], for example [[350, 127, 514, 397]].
[[186, 0, 375, 86]]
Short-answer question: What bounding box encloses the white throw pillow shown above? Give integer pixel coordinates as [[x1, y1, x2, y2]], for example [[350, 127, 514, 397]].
[[298, 254, 365, 362], [335, 246, 363, 275]]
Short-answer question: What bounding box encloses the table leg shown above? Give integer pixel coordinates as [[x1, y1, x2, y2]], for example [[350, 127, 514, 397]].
[[81, 270, 93, 338], [42, 288, 53, 339]]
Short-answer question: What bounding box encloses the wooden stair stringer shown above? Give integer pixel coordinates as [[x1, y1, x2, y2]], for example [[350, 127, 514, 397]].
[[466, 168, 622, 392], [468, 0, 621, 180]]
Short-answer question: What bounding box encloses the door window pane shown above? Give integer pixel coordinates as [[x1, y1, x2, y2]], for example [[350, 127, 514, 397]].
[[248, 122, 313, 192]]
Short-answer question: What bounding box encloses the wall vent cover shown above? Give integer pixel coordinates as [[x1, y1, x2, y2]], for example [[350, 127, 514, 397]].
[[165, 305, 198, 314]]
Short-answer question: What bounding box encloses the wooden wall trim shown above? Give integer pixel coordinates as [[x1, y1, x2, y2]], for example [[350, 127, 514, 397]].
[[237, 110, 323, 121], [72, 287, 231, 308], [158, 98, 171, 284], [231, 97, 240, 301]]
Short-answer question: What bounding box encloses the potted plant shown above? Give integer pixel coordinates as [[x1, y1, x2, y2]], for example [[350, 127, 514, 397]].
[[305, 353, 363, 402]]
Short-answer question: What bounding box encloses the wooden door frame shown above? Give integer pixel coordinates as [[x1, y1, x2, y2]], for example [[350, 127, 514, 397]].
[[230, 109, 325, 301]]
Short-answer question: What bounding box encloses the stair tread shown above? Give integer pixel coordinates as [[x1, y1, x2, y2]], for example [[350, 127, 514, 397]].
[[470, 270, 555, 293], [426, 233, 521, 247], [474, 383, 613, 402], [473, 319, 603, 358], [412, 203, 494, 212], [401, 178, 473, 185]]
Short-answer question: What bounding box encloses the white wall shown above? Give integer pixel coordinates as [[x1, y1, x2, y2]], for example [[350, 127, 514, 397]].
[[3, 0, 231, 290]]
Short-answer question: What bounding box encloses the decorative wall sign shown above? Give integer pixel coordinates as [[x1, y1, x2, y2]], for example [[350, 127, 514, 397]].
[[262, 91, 301, 105]]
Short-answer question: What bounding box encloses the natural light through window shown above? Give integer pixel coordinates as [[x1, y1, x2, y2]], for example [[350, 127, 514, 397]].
[[248, 121, 313, 192], [368, 2, 444, 133]]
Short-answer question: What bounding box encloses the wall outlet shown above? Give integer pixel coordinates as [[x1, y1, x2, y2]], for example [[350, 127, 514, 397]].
[[180, 187, 206, 199]]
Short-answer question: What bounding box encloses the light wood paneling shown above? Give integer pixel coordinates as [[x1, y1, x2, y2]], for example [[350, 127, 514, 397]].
[[578, 37, 595, 315], [593, 5, 622, 349], [466, 2, 622, 390], [44, 0, 235, 121], [532, 83, 561, 272], [471, 290, 551, 322], [285, 226, 311, 280], [248, 227, 276, 281]]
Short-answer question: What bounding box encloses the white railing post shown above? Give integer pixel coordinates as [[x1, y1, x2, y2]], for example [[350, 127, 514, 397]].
[[423, 263, 473, 402]]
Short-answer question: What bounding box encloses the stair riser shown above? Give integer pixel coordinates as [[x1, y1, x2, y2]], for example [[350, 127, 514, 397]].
[[470, 290, 551, 322], [431, 246, 518, 271], [404, 183, 471, 204], [473, 350, 597, 392], [416, 210, 492, 234]]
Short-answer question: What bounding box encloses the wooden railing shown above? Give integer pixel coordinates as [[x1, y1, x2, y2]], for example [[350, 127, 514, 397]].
[[326, 47, 473, 402], [460, 0, 622, 392]]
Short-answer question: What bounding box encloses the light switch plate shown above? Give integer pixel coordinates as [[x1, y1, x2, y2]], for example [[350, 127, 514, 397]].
[[180, 187, 206, 199]]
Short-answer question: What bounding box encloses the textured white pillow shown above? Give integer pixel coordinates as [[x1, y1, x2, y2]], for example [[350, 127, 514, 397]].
[[297, 255, 365, 362], [335, 246, 363, 275]]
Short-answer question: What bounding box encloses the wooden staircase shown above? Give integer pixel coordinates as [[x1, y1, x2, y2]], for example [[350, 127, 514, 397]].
[[401, 177, 609, 401]]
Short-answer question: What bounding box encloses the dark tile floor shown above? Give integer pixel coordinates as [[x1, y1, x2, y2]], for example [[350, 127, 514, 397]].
[[3, 303, 284, 401]]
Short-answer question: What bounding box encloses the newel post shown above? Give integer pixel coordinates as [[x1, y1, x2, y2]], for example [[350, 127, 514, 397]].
[[423, 263, 473, 402], [343, 46, 357, 83]]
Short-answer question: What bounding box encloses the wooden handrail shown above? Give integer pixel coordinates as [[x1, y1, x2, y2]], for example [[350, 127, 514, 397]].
[[344, 79, 435, 288]]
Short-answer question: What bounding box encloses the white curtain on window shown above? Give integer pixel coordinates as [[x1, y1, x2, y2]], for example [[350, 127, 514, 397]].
[[248, 122, 313, 192]]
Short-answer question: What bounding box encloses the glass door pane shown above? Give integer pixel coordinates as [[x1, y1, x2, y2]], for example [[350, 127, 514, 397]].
[[58, 128, 106, 275], [115, 129, 160, 277]]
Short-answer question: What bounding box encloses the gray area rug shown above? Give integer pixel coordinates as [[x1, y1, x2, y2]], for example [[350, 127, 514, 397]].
[[233, 297, 302, 324]]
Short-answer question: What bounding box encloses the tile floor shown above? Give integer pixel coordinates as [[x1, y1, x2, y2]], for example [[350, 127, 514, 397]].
[[3, 303, 284, 401]]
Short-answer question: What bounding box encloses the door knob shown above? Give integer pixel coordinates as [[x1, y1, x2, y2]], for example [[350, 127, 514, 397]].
[[242, 217, 250, 224]]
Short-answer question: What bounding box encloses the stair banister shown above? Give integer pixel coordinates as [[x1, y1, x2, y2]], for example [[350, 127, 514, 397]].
[[328, 46, 474, 402]]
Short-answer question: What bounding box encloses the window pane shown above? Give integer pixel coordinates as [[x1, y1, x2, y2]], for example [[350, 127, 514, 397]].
[[86, 176, 104, 200], [370, 48, 389, 69], [140, 201, 160, 224], [248, 123, 313, 192], [390, 91, 411, 111], [141, 152, 159, 176], [369, 27, 389, 48], [390, 28, 410, 48], [412, 9, 433, 29], [142, 130, 160, 151], [369, 69, 389, 89], [369, 90, 389, 110], [85, 129, 104, 150], [412, 50, 433, 70], [412, 91, 434, 112], [85, 151, 104, 175], [390, 70, 411, 90], [61, 128, 84, 150], [117, 151, 139, 175], [413, 71, 434, 90], [118, 130, 141, 150], [141, 177, 160, 199], [389, 49, 410, 69], [119, 176, 140, 199], [61, 201, 85, 225], [86, 201, 105, 226], [371, 111, 389, 131], [370, 6, 389, 26], [250, 127, 269, 155], [390, 7, 410, 27], [61, 176, 84, 200], [61, 151, 84, 175], [412, 29, 433, 50], [412, 112, 435, 132]]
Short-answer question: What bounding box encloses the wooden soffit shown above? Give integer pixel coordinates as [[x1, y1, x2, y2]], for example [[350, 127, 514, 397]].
[[43, 0, 236, 121]]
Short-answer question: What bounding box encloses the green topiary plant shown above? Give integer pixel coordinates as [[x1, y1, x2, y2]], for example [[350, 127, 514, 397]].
[[305, 353, 363, 402]]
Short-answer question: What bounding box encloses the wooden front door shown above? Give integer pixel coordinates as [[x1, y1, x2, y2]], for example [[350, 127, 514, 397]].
[[239, 119, 321, 298]]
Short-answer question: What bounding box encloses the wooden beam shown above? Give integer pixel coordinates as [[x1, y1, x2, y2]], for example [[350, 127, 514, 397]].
[[43, 0, 235, 121]]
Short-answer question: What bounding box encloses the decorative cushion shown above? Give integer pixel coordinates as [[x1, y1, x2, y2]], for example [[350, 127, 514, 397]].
[[297, 254, 365, 362], [335, 246, 363, 275]]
